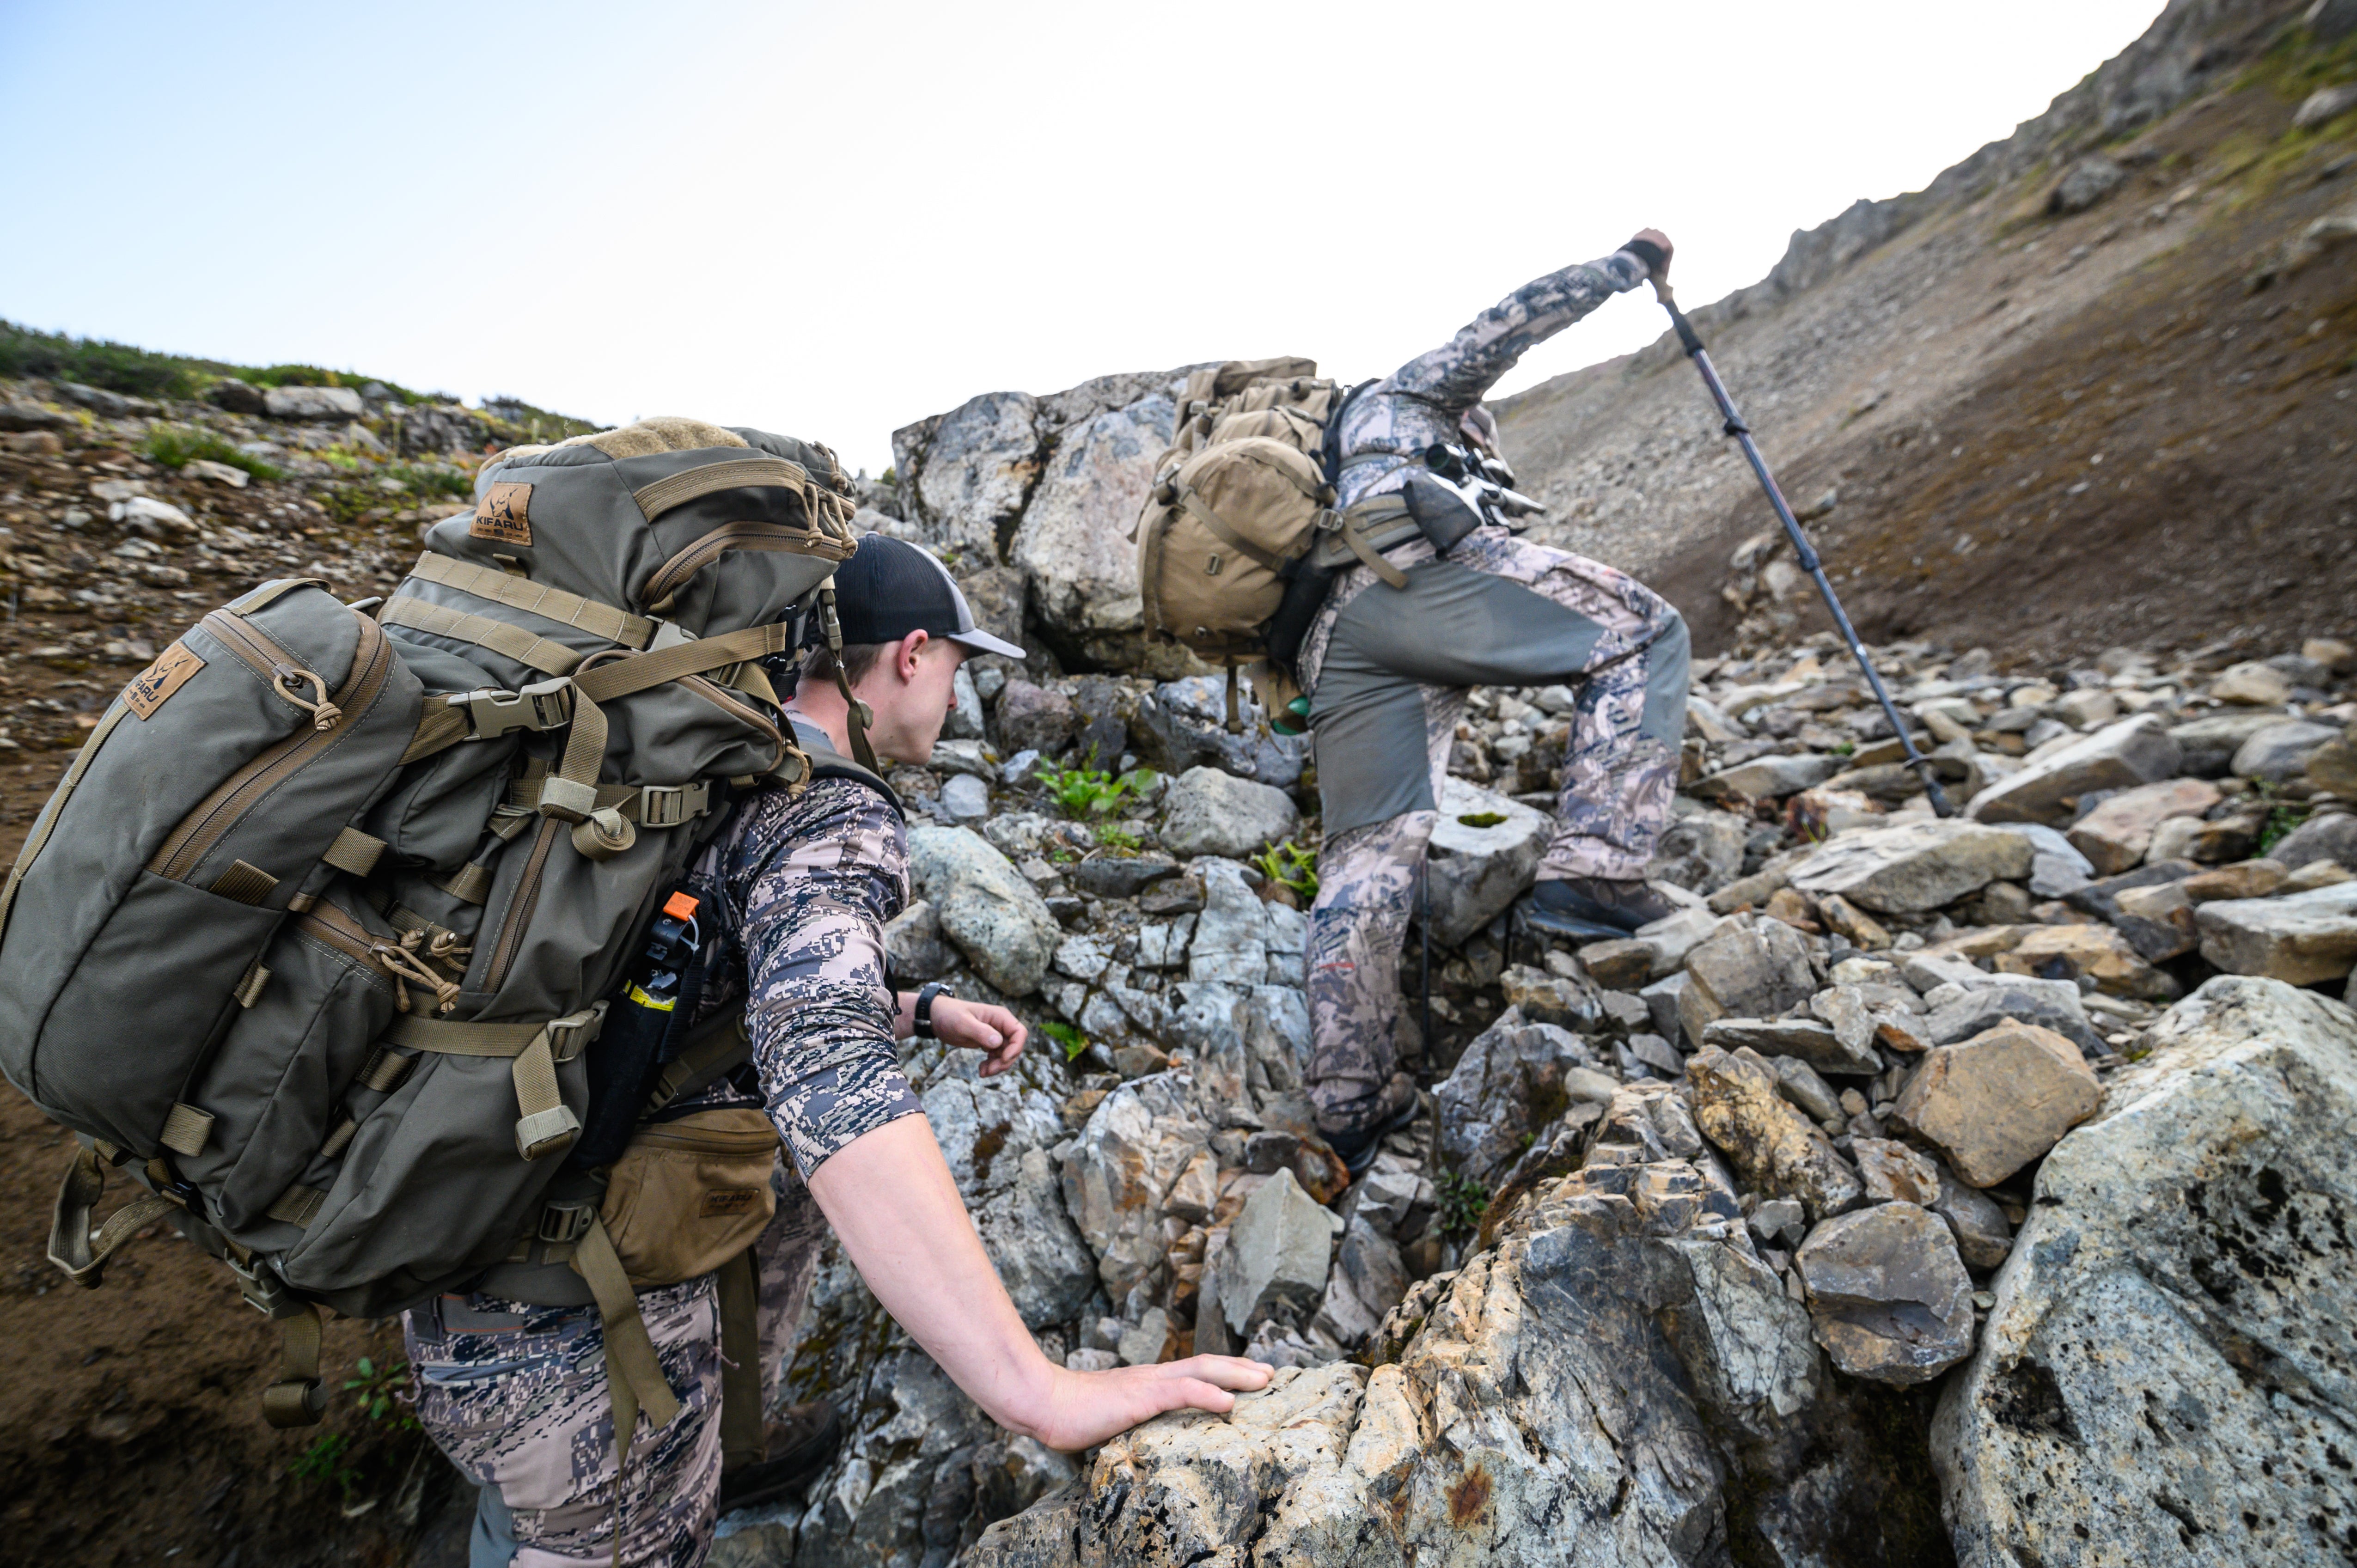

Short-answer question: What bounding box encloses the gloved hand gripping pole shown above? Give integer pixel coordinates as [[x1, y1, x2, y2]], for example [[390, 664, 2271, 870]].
[[1653, 281, 1954, 817]]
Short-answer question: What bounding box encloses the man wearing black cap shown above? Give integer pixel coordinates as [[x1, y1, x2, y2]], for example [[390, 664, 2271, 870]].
[[413, 533, 1269, 1567]]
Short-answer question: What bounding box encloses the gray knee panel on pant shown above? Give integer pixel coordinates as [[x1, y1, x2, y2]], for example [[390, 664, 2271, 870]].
[[1313, 561, 1620, 836], [470, 1483, 518, 1568]]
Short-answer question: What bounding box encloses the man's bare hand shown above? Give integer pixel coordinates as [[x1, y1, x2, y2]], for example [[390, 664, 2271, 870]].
[[1017, 1355, 1275, 1453], [1629, 227, 1673, 281], [932, 996, 1026, 1075]]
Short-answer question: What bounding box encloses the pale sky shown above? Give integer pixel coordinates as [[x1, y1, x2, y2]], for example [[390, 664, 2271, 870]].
[[1, 1, 2163, 474]]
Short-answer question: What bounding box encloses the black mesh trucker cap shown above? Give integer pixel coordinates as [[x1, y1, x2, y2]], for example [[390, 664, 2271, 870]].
[[823, 533, 1024, 658]]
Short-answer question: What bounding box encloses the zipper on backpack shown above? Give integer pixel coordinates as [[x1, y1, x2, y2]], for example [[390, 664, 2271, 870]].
[[151, 613, 396, 885], [482, 818, 560, 994]]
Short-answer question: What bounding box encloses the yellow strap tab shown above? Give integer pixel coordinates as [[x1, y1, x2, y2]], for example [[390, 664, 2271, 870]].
[[358, 1044, 418, 1093], [159, 1102, 214, 1157], [406, 553, 655, 649], [210, 860, 280, 906], [234, 958, 273, 1009], [380, 595, 583, 676], [322, 826, 386, 878], [510, 1031, 580, 1160]]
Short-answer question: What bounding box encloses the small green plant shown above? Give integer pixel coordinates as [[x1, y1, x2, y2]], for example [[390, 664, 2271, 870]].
[[1094, 822, 1142, 852], [382, 462, 472, 500], [1035, 753, 1154, 819], [1252, 838, 1319, 899], [344, 1356, 417, 1431], [1435, 1171, 1489, 1240], [141, 424, 282, 480], [2259, 802, 2312, 855], [1039, 1019, 1088, 1062], [290, 1433, 359, 1497], [1455, 811, 1507, 830], [1830, 739, 1856, 757]]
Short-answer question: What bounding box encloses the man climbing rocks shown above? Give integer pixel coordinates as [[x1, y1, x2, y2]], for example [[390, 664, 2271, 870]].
[[1301, 235, 1693, 1171], [408, 534, 1270, 1567]]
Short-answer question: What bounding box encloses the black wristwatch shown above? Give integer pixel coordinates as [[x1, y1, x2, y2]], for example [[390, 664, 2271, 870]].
[[913, 982, 952, 1040]]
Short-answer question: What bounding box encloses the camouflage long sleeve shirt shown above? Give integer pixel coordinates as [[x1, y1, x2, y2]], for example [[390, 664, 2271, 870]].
[[692, 740, 919, 1178], [1335, 249, 1652, 509]]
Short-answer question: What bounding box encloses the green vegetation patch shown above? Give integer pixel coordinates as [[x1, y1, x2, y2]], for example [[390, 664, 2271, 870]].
[[141, 424, 283, 481]]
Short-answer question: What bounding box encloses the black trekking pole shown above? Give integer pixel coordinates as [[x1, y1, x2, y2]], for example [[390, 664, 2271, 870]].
[[1652, 279, 1954, 817]]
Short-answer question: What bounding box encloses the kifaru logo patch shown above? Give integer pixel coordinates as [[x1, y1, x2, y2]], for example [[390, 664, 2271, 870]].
[[471, 481, 533, 546], [122, 641, 205, 719]]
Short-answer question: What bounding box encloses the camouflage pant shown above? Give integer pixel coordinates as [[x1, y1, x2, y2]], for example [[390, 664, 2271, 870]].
[[406, 1160, 824, 1568], [1302, 529, 1687, 1128]]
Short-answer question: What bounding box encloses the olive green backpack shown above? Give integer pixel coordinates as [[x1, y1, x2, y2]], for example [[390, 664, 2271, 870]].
[[0, 416, 856, 1429]]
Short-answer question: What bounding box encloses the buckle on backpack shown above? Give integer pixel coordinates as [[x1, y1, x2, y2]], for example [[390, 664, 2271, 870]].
[[543, 1001, 607, 1062], [226, 1253, 300, 1317], [460, 677, 575, 739], [636, 782, 710, 830], [537, 1199, 597, 1245]]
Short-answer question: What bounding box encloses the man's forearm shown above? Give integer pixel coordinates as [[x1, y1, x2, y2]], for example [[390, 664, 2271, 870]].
[[804, 1113, 1055, 1433], [1391, 250, 1650, 411]]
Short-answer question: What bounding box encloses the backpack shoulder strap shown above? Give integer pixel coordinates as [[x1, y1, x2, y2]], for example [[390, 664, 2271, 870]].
[[777, 723, 903, 820]]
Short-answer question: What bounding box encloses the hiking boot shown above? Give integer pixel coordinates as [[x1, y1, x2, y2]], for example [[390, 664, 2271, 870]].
[[1320, 1074, 1423, 1178], [1521, 876, 1680, 940], [717, 1401, 843, 1515]]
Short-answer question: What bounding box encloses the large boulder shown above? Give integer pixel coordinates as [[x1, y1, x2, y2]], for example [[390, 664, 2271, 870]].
[[263, 383, 365, 420], [1058, 1073, 1216, 1314], [894, 390, 1042, 563], [1787, 818, 2036, 914], [1425, 777, 1551, 947], [1676, 915, 1819, 1046], [1795, 1202, 1976, 1385], [1160, 766, 1299, 859], [1213, 1168, 1332, 1339], [906, 824, 1062, 996], [1935, 979, 2357, 1567], [1435, 1009, 1611, 1187], [969, 1152, 1952, 1566], [1891, 1020, 2103, 1187], [1687, 1045, 1864, 1220], [1131, 676, 1307, 788], [1965, 714, 2180, 824], [1008, 395, 1176, 661]]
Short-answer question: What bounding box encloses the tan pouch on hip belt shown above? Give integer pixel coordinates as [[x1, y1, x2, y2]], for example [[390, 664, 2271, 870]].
[[599, 1108, 779, 1288]]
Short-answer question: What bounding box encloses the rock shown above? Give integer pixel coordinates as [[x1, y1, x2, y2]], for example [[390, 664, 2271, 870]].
[[2107, 879, 2201, 961], [2180, 857, 2290, 902], [1215, 1169, 1331, 1338], [882, 898, 955, 984], [53, 380, 152, 416], [1641, 971, 1690, 1043], [183, 458, 249, 488], [1632, 905, 1723, 977], [1993, 923, 2178, 1000], [1891, 1020, 2102, 1187], [1186, 862, 1282, 985], [1851, 1138, 1942, 1205], [1788, 817, 2036, 913], [1796, 1203, 1975, 1384], [1496, 964, 1604, 1031], [2046, 155, 2125, 214], [1922, 980, 2108, 1059], [1677, 915, 1819, 1045], [906, 825, 1063, 996], [2295, 79, 2357, 128], [1966, 714, 2180, 824], [1060, 1074, 1215, 1311], [1932, 1165, 2013, 1269], [1312, 1213, 1409, 1348], [2231, 720, 2338, 782], [1934, 977, 2357, 1568], [939, 772, 991, 823], [1701, 1016, 1881, 1075], [1009, 395, 1175, 656], [2064, 777, 2221, 874], [206, 378, 269, 416], [2207, 659, 2294, 706], [1575, 938, 1652, 990], [1691, 752, 1842, 802], [947, 663, 986, 740], [1647, 808, 1750, 894], [1687, 1045, 1864, 1220], [262, 384, 365, 420], [2168, 712, 2286, 777], [1131, 676, 1308, 788], [1426, 777, 1551, 946], [1160, 766, 1298, 860], [1774, 1055, 1845, 1122], [1068, 853, 1178, 899], [2309, 730, 2357, 796], [971, 1153, 1950, 1567], [1117, 1307, 1173, 1367], [1621, 1032, 1684, 1080], [2195, 879, 2357, 984], [995, 679, 1082, 758], [2268, 811, 2357, 871], [896, 390, 1040, 561], [919, 1046, 1099, 1327], [1435, 1010, 1601, 1185]]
